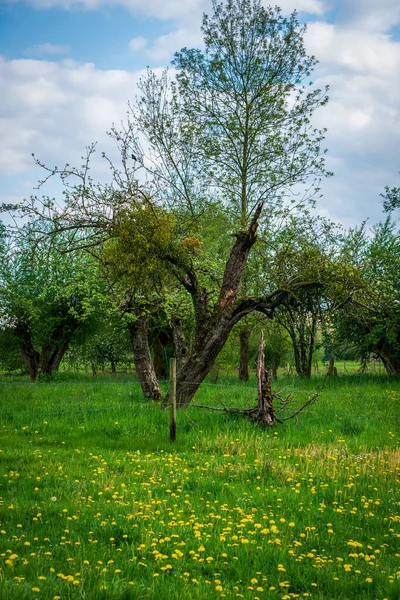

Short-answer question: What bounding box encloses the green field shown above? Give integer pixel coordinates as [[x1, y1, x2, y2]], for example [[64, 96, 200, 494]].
[[0, 372, 399, 599]]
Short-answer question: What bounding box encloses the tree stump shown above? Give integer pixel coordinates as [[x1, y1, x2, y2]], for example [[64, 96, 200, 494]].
[[254, 331, 275, 427]]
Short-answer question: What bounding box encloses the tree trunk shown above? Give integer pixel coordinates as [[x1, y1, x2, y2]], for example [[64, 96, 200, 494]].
[[165, 316, 234, 407], [15, 321, 40, 381], [327, 354, 337, 376], [161, 203, 295, 408], [40, 340, 70, 376], [128, 315, 162, 401], [377, 352, 400, 375], [211, 362, 220, 383], [171, 317, 190, 375], [271, 357, 278, 380], [239, 327, 250, 381], [20, 346, 40, 381], [110, 359, 117, 374], [152, 336, 167, 379]]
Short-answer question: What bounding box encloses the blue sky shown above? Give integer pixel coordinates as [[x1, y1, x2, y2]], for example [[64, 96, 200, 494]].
[[1, 0, 400, 227]]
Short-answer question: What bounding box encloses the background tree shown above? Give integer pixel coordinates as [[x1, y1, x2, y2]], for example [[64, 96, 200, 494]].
[[381, 173, 400, 214], [0, 224, 105, 380], [2, 0, 330, 405], [335, 218, 400, 375]]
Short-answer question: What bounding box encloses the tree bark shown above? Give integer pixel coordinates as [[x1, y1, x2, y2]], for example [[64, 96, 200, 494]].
[[239, 327, 250, 381], [128, 314, 162, 401], [375, 351, 400, 375], [162, 204, 297, 407], [152, 336, 167, 379], [40, 339, 71, 376], [279, 306, 318, 378], [255, 331, 275, 427], [15, 321, 40, 381], [171, 317, 190, 375]]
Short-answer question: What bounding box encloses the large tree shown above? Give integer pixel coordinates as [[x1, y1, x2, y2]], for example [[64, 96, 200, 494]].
[[119, 0, 330, 405], [2, 0, 330, 404]]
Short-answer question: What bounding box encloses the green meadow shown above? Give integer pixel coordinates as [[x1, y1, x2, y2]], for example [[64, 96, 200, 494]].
[[0, 371, 399, 600]]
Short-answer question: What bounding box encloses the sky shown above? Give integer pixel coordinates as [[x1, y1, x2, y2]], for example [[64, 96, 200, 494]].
[[1, 0, 400, 229]]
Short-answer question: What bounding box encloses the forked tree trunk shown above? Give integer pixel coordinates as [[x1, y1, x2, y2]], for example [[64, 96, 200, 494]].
[[166, 316, 235, 407], [161, 203, 293, 408], [128, 315, 162, 401], [239, 327, 250, 381], [40, 340, 71, 376], [17, 322, 72, 380]]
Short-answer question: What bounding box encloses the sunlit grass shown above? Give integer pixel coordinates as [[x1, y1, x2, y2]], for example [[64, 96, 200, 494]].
[[0, 371, 399, 599]]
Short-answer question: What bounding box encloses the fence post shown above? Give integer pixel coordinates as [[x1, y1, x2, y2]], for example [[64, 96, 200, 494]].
[[170, 358, 177, 442]]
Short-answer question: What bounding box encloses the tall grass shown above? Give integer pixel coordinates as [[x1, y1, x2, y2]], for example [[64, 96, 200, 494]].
[[0, 370, 399, 599]]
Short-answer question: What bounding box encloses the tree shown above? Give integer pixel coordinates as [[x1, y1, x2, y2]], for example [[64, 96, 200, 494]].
[[381, 176, 400, 214], [173, 0, 329, 381], [3, 1, 330, 405], [0, 225, 105, 380], [335, 218, 400, 375], [127, 0, 329, 405]]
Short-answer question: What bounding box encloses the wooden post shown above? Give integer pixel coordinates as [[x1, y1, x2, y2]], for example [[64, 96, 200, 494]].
[[170, 358, 177, 442]]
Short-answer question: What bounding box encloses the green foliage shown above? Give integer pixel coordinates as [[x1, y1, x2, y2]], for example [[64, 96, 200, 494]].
[[0, 223, 107, 374], [335, 218, 400, 372], [0, 329, 27, 373], [105, 205, 185, 287], [172, 0, 329, 224]]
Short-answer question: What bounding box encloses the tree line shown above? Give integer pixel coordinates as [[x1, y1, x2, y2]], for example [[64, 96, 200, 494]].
[[1, 0, 399, 405]]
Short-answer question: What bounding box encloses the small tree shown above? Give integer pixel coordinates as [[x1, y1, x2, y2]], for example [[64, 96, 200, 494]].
[[335, 218, 400, 375], [0, 225, 105, 380]]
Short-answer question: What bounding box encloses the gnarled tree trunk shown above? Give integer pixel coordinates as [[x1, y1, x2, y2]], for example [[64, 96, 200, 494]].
[[128, 314, 162, 401], [171, 317, 190, 375], [162, 204, 293, 408], [375, 351, 400, 375]]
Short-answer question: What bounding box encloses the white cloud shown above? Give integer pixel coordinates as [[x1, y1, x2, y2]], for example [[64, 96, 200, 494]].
[[303, 17, 400, 225], [4, 0, 211, 25], [336, 0, 400, 33], [307, 22, 400, 76], [4, 0, 328, 26], [24, 43, 71, 57], [129, 36, 148, 53], [0, 56, 145, 177], [142, 28, 204, 61]]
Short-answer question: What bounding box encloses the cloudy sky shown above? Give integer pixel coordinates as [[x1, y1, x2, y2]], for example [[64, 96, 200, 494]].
[[1, 0, 400, 228]]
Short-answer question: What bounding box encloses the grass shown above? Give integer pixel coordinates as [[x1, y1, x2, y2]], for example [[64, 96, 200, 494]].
[[0, 370, 399, 599]]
